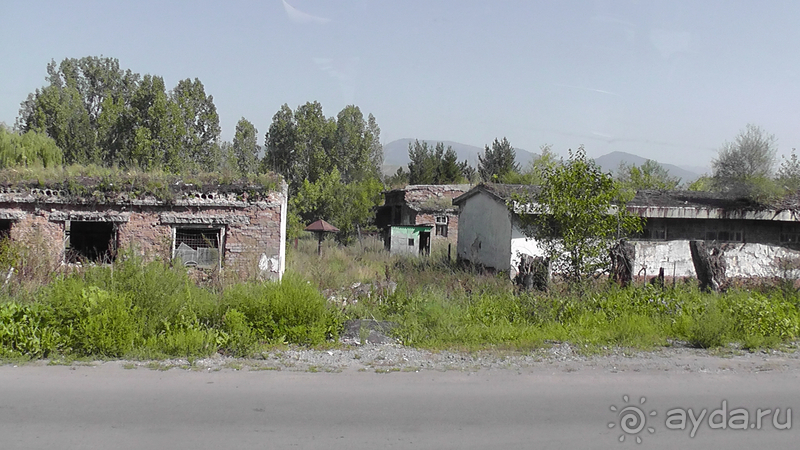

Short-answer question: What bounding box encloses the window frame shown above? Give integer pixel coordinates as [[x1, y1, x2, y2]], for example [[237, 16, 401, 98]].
[[171, 226, 225, 269]]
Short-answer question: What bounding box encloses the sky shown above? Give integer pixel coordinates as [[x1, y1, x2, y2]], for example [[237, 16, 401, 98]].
[[3, 0, 800, 172]]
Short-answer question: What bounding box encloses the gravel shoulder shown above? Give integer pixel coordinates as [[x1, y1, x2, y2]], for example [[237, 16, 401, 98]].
[[20, 341, 800, 375]]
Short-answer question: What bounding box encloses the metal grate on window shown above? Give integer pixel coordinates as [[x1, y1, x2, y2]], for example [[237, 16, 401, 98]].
[[174, 228, 221, 268]]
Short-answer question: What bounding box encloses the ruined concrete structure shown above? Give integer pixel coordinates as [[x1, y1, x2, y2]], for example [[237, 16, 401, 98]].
[[376, 184, 470, 244], [0, 182, 288, 280], [629, 190, 800, 278], [453, 184, 800, 279]]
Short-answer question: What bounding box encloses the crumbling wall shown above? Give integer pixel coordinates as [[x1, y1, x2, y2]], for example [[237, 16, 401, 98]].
[[0, 182, 288, 281], [224, 196, 284, 280], [6, 207, 63, 264], [415, 212, 459, 242], [118, 211, 171, 262], [635, 240, 800, 278]]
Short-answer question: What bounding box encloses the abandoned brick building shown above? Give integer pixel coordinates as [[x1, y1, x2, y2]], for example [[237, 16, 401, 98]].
[[376, 184, 470, 254], [0, 180, 287, 280]]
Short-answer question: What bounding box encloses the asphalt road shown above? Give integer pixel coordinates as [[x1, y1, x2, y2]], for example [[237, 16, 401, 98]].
[[1, 363, 799, 449]]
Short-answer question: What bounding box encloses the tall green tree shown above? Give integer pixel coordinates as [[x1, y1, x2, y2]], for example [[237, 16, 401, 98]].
[[478, 137, 519, 181], [128, 75, 182, 170], [407, 140, 463, 184], [407, 140, 438, 184], [439, 143, 462, 183], [264, 102, 384, 191], [333, 105, 372, 183], [518, 146, 641, 282], [293, 101, 335, 186], [232, 118, 260, 175], [18, 56, 139, 166], [291, 167, 383, 243], [169, 78, 221, 171], [504, 144, 560, 185], [366, 113, 384, 175], [712, 124, 778, 199], [263, 104, 297, 180]]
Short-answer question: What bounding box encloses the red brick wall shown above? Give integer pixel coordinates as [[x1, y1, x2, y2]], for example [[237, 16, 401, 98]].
[[9, 207, 64, 264], [415, 212, 458, 243], [1, 191, 286, 280]]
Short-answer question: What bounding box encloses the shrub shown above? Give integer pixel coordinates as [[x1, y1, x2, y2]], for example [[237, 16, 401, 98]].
[[74, 287, 138, 357], [724, 291, 799, 343], [222, 274, 342, 345], [0, 301, 62, 358], [220, 308, 257, 356], [688, 298, 731, 349]]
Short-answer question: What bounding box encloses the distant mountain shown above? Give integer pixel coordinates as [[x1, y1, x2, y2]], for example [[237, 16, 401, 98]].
[[383, 138, 536, 170], [593, 151, 701, 185]]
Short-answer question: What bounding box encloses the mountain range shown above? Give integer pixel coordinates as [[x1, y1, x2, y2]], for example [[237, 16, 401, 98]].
[[382, 139, 707, 184]]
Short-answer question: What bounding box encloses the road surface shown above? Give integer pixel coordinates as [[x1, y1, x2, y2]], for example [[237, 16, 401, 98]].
[[1, 361, 799, 449]]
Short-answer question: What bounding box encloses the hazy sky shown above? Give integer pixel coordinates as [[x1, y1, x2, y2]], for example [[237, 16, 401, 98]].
[[3, 0, 800, 170]]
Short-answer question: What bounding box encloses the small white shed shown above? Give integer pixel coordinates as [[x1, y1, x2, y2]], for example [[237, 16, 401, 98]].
[[452, 184, 542, 277]]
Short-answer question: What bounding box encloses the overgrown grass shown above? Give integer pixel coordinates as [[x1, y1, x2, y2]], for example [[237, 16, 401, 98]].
[[2, 233, 800, 360], [0, 255, 342, 360], [333, 243, 800, 353], [0, 164, 282, 203]]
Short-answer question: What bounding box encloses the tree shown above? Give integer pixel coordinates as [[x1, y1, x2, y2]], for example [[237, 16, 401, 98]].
[[263, 101, 384, 192], [263, 104, 297, 180], [18, 56, 139, 166], [290, 167, 383, 243], [439, 144, 462, 183], [616, 159, 681, 198], [169, 78, 221, 171], [504, 144, 560, 185], [407, 140, 438, 184], [687, 175, 714, 191], [128, 74, 182, 170], [293, 101, 335, 186], [478, 137, 519, 181], [366, 113, 384, 176], [407, 140, 464, 184], [16, 56, 227, 173], [518, 146, 641, 282], [712, 124, 777, 199], [233, 118, 260, 175], [0, 125, 63, 169], [459, 161, 478, 183], [777, 149, 800, 193]]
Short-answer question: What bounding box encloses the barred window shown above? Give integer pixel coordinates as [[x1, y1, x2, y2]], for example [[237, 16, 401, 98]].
[[173, 228, 223, 269]]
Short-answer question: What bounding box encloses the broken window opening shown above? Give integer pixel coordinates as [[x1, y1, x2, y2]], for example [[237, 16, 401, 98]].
[[65, 221, 117, 264], [173, 227, 223, 269], [0, 220, 11, 241], [434, 215, 448, 237]]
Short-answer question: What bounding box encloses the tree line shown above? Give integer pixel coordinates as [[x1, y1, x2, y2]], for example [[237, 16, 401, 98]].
[[8, 56, 799, 245], [6, 56, 388, 242]]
